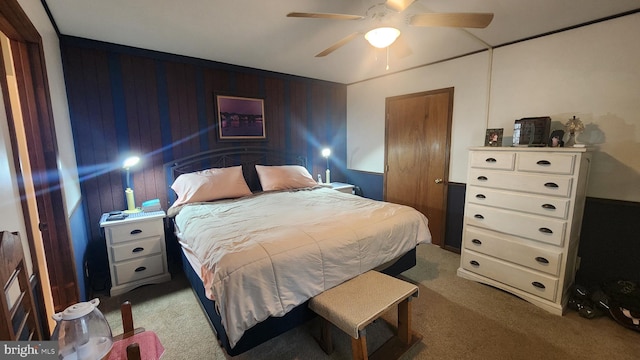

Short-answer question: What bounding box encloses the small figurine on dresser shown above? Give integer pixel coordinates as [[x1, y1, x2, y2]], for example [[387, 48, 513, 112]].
[[548, 129, 565, 147]]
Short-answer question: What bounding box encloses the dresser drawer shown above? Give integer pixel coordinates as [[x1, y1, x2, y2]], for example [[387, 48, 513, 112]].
[[468, 168, 573, 198], [113, 254, 165, 285], [469, 151, 515, 170], [111, 236, 163, 262], [461, 250, 558, 302], [463, 226, 562, 276], [517, 153, 576, 175], [466, 185, 570, 219], [465, 203, 567, 246], [106, 220, 163, 244]]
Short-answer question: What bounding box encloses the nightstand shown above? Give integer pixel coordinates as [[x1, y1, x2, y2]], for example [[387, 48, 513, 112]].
[[330, 182, 355, 194], [100, 211, 171, 296]]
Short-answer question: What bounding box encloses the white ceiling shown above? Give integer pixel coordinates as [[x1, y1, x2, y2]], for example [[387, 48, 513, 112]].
[[45, 0, 639, 84]]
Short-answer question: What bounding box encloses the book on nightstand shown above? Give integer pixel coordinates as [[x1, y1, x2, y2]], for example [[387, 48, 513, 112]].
[[141, 198, 162, 212]]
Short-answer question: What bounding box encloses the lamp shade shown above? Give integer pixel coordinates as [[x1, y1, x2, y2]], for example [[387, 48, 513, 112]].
[[365, 27, 401, 48], [321, 148, 331, 158]]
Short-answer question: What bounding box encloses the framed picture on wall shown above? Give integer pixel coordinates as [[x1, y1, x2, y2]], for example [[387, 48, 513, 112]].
[[485, 128, 503, 147], [216, 95, 266, 140]]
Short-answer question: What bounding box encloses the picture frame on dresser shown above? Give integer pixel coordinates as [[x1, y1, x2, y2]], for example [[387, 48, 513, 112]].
[[215, 94, 266, 140], [484, 128, 503, 147]]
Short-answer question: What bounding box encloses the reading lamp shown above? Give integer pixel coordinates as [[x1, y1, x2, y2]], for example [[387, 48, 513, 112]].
[[123, 156, 142, 213], [321, 148, 331, 184]]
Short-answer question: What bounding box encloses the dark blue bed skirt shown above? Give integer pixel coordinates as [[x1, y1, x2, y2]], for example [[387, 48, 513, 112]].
[[181, 247, 418, 356]]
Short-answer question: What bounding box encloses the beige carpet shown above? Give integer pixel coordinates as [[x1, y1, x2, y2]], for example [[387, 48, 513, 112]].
[[99, 244, 640, 359]]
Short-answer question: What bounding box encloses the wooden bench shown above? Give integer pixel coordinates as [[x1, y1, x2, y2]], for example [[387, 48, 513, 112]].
[[309, 271, 422, 360]]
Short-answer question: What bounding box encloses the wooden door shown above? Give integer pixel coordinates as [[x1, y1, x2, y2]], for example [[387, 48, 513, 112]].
[[0, 0, 79, 321], [384, 88, 453, 247]]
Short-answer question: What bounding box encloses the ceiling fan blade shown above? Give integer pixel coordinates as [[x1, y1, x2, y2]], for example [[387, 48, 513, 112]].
[[409, 13, 494, 28], [385, 0, 416, 12], [287, 12, 364, 20], [315, 32, 361, 57]]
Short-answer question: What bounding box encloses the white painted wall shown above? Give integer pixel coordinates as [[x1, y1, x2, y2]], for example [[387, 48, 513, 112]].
[[347, 13, 640, 202], [347, 51, 491, 182]]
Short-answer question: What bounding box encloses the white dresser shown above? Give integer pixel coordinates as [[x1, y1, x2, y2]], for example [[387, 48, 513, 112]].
[[100, 211, 171, 296], [457, 147, 591, 315]]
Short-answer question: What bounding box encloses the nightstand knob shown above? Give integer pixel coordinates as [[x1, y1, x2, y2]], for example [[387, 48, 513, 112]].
[[130, 229, 142, 235], [134, 266, 147, 272], [132, 247, 144, 253]]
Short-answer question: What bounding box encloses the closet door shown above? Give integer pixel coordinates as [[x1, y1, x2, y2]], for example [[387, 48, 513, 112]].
[[384, 88, 453, 247]]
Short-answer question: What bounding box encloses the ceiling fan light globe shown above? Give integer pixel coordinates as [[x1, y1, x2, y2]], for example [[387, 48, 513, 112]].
[[365, 27, 400, 48]]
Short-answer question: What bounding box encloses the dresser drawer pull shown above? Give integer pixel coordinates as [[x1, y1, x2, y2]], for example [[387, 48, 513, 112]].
[[130, 229, 143, 235], [544, 182, 559, 188], [536, 160, 551, 166], [532, 281, 546, 289], [469, 260, 480, 267], [538, 227, 553, 234], [541, 204, 556, 210], [485, 158, 497, 163], [477, 176, 488, 181], [475, 194, 486, 199], [134, 266, 147, 272], [132, 247, 145, 253], [474, 214, 484, 219], [471, 239, 482, 245], [535, 256, 549, 264]]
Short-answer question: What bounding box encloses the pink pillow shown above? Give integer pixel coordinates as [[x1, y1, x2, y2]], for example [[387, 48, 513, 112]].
[[255, 165, 318, 191], [170, 166, 251, 207]]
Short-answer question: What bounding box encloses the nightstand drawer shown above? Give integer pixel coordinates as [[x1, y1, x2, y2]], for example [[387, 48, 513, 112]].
[[461, 250, 558, 302], [107, 220, 163, 244], [114, 254, 165, 285], [111, 236, 163, 262]]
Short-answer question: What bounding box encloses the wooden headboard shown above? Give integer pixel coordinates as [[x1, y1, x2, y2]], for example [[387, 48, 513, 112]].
[[164, 147, 308, 204]]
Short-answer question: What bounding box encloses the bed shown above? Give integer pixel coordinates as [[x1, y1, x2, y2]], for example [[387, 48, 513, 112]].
[[164, 147, 431, 356]]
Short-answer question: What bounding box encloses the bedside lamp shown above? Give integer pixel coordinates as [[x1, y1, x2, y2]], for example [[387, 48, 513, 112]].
[[564, 116, 585, 147], [321, 148, 331, 184], [123, 156, 142, 213]]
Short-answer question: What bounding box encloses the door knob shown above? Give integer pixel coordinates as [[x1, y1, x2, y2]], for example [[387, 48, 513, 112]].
[[434, 178, 443, 184]]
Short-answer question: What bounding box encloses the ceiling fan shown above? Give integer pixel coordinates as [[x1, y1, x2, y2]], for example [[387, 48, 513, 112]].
[[287, 0, 494, 57]]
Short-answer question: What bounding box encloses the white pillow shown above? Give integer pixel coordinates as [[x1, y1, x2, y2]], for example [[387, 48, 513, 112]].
[[170, 166, 251, 207], [255, 165, 318, 191]]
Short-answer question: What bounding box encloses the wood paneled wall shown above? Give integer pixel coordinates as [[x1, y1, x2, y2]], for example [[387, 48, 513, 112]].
[[60, 36, 347, 245]]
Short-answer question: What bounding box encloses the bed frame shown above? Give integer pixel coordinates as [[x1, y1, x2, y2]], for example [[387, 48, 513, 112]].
[[164, 147, 418, 356]]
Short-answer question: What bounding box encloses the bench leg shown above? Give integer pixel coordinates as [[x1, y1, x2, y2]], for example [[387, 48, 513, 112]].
[[318, 317, 334, 354], [397, 298, 412, 345], [351, 333, 368, 360]]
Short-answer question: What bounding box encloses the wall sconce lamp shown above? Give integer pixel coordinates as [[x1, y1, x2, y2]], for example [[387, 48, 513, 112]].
[[122, 156, 142, 213], [321, 148, 331, 184]]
